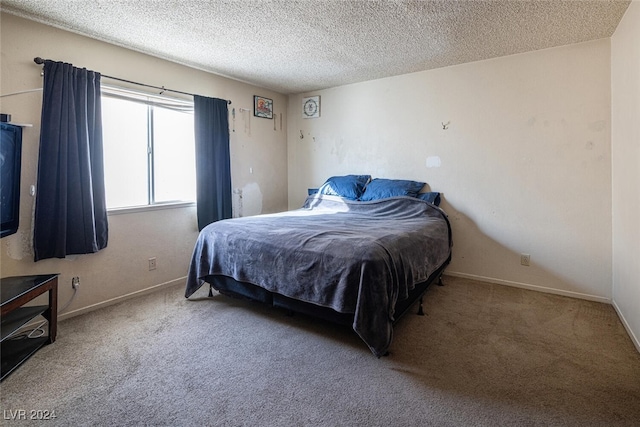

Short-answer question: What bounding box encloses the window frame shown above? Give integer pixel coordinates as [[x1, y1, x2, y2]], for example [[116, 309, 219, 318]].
[[100, 85, 196, 213]]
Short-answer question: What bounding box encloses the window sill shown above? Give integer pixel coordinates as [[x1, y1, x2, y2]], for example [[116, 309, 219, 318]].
[[107, 201, 195, 216]]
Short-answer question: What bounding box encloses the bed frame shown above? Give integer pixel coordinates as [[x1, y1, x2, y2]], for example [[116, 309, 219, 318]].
[[204, 254, 450, 334]]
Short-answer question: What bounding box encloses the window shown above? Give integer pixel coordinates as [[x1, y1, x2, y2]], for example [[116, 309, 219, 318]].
[[101, 86, 196, 210]]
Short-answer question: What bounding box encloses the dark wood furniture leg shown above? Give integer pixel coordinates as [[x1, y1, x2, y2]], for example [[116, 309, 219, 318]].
[[45, 278, 58, 343]]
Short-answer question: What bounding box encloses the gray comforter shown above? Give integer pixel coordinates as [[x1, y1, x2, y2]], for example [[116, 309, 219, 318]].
[[185, 194, 452, 357]]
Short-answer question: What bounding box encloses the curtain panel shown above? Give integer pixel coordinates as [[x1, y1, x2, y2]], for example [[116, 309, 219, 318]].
[[33, 60, 108, 261], [194, 95, 232, 230]]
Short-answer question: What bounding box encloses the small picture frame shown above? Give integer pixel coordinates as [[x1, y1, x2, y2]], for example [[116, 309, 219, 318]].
[[302, 96, 320, 119], [254, 96, 273, 119]]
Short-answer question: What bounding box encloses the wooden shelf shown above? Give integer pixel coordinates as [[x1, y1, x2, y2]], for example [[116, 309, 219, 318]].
[[1, 337, 48, 381], [0, 305, 48, 341], [0, 274, 58, 381]]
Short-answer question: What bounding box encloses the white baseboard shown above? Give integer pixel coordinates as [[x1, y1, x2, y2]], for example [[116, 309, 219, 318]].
[[611, 300, 640, 354], [444, 271, 611, 304], [58, 276, 186, 322]]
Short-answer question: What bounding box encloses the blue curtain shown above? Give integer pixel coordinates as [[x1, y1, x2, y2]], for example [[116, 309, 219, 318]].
[[33, 61, 108, 261], [194, 95, 232, 230]]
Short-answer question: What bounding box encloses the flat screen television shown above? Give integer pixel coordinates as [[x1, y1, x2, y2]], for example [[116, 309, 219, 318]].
[[1, 122, 23, 238]]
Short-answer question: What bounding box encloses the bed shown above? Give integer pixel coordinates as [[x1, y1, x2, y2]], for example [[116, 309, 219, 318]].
[[185, 176, 453, 357]]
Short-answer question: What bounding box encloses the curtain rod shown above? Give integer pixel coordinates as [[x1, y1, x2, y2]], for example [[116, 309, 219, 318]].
[[33, 57, 231, 104]]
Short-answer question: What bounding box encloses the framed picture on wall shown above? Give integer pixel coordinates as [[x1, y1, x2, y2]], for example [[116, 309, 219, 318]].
[[302, 96, 320, 118], [254, 96, 273, 119]]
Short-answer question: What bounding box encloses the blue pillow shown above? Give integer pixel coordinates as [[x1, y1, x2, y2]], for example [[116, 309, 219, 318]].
[[308, 188, 319, 196], [359, 178, 425, 201], [417, 192, 441, 206], [318, 175, 371, 200]]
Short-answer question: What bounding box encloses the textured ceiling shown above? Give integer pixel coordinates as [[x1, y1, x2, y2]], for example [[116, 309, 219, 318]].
[[1, 0, 631, 94]]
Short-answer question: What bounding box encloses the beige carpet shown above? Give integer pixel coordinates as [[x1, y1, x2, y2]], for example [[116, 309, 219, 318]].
[[2, 275, 639, 426]]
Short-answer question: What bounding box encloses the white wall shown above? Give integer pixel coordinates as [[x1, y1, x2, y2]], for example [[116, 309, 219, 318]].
[[611, 1, 640, 352], [288, 39, 612, 302], [0, 13, 288, 317]]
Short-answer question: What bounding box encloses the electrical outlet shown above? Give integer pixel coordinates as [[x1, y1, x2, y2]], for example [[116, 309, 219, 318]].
[[520, 254, 531, 266], [148, 257, 157, 271], [71, 276, 80, 289]]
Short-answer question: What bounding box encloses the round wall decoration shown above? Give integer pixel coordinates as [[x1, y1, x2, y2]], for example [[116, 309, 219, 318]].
[[302, 96, 320, 118]]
